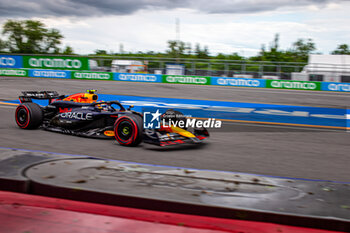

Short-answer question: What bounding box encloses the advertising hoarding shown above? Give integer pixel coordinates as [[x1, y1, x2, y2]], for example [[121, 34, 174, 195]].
[[23, 56, 89, 70]]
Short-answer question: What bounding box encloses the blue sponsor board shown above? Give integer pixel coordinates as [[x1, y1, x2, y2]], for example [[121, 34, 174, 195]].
[[321, 82, 350, 92], [113, 73, 162, 83], [29, 69, 71, 79], [211, 77, 266, 88], [0, 55, 23, 68]]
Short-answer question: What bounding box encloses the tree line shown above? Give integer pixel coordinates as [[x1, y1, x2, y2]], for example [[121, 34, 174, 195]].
[[0, 19, 74, 55], [1, 19, 349, 63]]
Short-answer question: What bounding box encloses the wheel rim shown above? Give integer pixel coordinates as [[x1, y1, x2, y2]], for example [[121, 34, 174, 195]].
[[17, 108, 28, 126], [117, 121, 133, 141], [122, 126, 130, 135]]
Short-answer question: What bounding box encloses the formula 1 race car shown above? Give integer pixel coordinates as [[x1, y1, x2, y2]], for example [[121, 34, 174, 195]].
[[15, 90, 209, 147]]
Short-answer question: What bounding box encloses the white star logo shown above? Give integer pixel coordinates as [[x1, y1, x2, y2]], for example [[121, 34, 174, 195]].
[[150, 109, 162, 122]]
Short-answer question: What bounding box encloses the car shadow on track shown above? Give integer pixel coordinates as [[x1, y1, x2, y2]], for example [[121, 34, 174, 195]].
[[143, 142, 209, 151]]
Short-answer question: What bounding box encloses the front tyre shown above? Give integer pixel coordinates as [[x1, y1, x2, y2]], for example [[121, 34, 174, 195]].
[[114, 114, 143, 146], [15, 102, 43, 129]]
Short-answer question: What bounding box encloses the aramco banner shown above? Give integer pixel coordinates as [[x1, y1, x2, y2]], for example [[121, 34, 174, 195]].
[[23, 56, 89, 70]]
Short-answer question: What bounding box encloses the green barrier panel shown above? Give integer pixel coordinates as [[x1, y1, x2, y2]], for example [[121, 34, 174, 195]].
[[163, 75, 210, 85], [71, 71, 113, 80], [266, 79, 321, 91], [23, 56, 89, 70], [0, 68, 28, 77]]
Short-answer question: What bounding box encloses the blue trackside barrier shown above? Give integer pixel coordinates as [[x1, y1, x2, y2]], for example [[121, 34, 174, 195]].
[[98, 94, 348, 129], [321, 82, 350, 92], [6, 94, 349, 129], [0, 55, 23, 68], [29, 69, 71, 79]]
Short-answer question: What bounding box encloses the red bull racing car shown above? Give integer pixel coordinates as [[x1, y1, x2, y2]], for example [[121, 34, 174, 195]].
[[15, 90, 209, 147]]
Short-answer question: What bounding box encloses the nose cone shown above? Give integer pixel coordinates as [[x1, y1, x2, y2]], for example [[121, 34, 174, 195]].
[[171, 126, 196, 138]]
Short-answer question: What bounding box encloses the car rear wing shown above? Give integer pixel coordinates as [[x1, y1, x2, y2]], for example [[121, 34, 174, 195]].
[[19, 91, 64, 103]]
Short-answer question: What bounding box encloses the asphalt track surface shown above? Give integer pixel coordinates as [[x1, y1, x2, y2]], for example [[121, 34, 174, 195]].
[[1, 77, 350, 183]]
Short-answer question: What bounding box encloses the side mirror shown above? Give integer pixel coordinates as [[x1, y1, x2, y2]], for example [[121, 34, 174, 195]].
[[127, 105, 134, 111]]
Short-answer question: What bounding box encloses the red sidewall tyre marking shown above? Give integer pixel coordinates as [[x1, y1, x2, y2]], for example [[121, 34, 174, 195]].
[[15, 105, 30, 129], [114, 116, 138, 145]]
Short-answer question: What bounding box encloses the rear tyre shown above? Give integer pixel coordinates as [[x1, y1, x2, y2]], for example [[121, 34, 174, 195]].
[[114, 114, 143, 146], [15, 102, 43, 129]]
